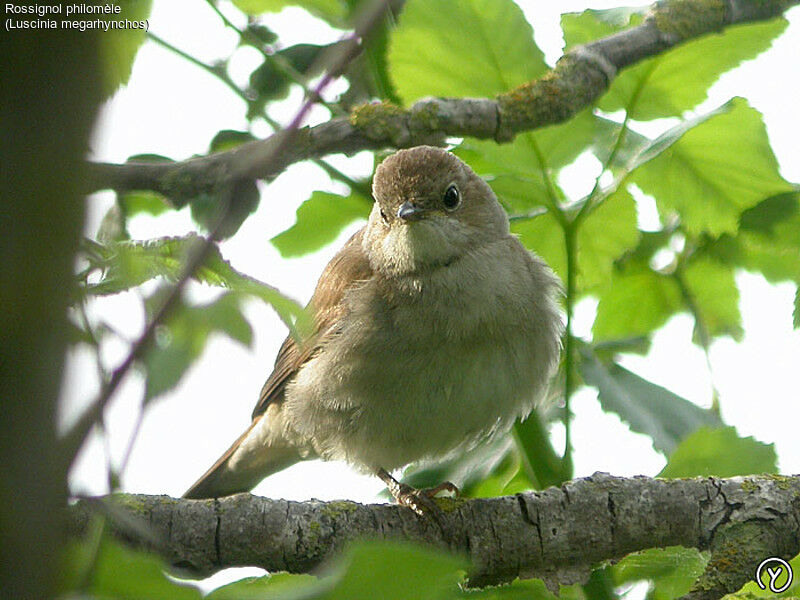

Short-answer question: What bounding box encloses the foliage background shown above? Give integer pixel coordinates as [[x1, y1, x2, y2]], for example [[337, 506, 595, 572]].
[[55, 0, 800, 598]]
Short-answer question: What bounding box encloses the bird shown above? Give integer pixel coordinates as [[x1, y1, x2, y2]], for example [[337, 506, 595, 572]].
[[184, 145, 563, 513]]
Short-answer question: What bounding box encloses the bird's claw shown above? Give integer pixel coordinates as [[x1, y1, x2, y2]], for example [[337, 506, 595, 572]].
[[377, 468, 460, 516]]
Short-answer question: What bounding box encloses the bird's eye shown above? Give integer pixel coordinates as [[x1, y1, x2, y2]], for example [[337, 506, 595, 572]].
[[380, 208, 389, 224], [442, 184, 460, 211]]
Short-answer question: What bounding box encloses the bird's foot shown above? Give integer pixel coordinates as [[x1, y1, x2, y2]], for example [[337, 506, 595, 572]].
[[377, 469, 460, 517]]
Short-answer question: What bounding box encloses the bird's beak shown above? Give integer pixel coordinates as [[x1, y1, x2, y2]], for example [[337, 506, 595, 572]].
[[397, 201, 425, 221]]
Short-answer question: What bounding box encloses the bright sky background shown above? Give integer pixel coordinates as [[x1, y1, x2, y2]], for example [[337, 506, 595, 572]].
[[64, 0, 800, 538]]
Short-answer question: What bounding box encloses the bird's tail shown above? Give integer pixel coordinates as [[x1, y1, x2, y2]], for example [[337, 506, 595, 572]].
[[183, 415, 303, 499]]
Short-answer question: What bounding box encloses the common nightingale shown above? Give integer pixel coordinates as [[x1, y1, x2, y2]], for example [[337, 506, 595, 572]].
[[184, 146, 563, 513]]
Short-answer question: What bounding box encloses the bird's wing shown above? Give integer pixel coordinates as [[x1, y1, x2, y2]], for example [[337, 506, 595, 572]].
[[251, 228, 373, 419]]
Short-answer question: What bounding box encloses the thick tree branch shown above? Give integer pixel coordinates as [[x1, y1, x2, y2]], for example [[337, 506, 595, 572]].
[[85, 0, 797, 202], [68, 473, 800, 599]]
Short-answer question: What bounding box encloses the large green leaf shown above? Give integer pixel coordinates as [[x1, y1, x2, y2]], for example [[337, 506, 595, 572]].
[[271, 191, 370, 257], [562, 10, 788, 120], [142, 291, 253, 402], [612, 547, 707, 600], [579, 349, 723, 455], [84, 235, 309, 336], [659, 426, 777, 478], [389, 0, 546, 102], [630, 98, 794, 237]]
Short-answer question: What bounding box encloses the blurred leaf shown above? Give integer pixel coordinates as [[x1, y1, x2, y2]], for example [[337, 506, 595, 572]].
[[189, 177, 260, 239], [630, 98, 794, 237], [399, 434, 520, 498], [210, 130, 257, 153], [84, 235, 308, 336], [142, 291, 253, 401], [612, 547, 707, 600], [271, 191, 370, 257], [563, 10, 787, 120], [63, 535, 201, 600], [681, 257, 743, 341], [119, 191, 171, 217], [389, 0, 546, 102], [322, 541, 464, 600], [579, 349, 723, 455], [98, 0, 153, 97], [97, 203, 129, 243], [458, 110, 601, 212], [207, 573, 318, 599], [244, 23, 278, 46], [233, 0, 347, 25], [659, 426, 777, 478], [512, 188, 638, 292], [514, 411, 568, 489]]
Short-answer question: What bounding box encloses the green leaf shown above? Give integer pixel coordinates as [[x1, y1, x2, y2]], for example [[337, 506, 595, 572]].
[[119, 191, 171, 217], [612, 547, 707, 600], [271, 191, 370, 258], [210, 130, 257, 153], [659, 426, 777, 478], [457, 110, 602, 211], [232, 0, 347, 25], [579, 349, 723, 455], [511, 188, 638, 292], [84, 235, 308, 337], [399, 434, 522, 499], [63, 535, 202, 600], [579, 188, 640, 290], [563, 10, 788, 120], [98, 0, 153, 98], [630, 98, 794, 237], [681, 257, 743, 341], [708, 192, 800, 286], [207, 573, 319, 599], [189, 179, 260, 239], [142, 291, 253, 401], [389, 0, 546, 102], [592, 261, 682, 341], [323, 541, 464, 600]]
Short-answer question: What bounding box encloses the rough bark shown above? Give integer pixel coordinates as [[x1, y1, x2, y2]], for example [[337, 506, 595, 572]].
[[68, 473, 800, 598], [84, 0, 799, 203]]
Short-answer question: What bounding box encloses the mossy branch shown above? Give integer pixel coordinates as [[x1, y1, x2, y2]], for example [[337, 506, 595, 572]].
[[86, 0, 798, 203], [68, 473, 800, 597]]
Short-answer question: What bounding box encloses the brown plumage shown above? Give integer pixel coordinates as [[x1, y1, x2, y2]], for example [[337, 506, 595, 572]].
[[183, 146, 562, 507]]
